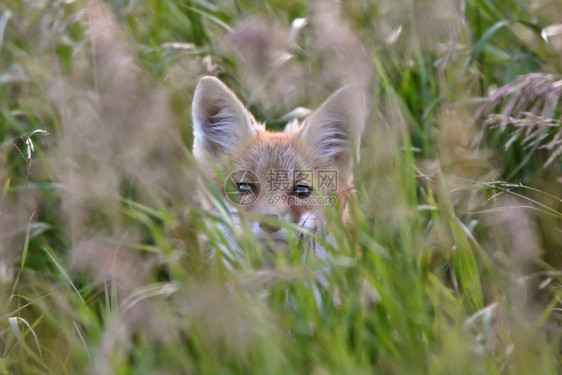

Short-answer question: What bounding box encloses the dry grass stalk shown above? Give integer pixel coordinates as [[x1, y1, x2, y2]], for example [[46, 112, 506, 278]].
[[486, 113, 562, 167], [479, 73, 562, 167]]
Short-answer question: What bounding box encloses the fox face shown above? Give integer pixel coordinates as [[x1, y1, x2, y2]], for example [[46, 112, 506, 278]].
[[192, 76, 365, 252]]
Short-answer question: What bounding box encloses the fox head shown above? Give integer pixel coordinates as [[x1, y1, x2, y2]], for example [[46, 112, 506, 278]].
[[192, 76, 365, 250]]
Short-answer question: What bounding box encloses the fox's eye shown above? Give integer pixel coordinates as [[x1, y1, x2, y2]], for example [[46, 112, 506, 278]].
[[237, 182, 254, 193], [292, 184, 312, 198]]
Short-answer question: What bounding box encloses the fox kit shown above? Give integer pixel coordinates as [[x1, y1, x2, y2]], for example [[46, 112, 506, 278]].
[[192, 76, 365, 256]]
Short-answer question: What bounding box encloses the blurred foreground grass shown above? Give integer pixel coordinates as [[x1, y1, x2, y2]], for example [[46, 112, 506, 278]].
[[1, 0, 561, 374]]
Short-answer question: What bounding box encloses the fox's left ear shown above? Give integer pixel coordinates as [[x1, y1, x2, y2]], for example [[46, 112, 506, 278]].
[[299, 86, 366, 170], [192, 76, 256, 162]]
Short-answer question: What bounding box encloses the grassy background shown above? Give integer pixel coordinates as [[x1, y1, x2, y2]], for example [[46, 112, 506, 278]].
[[1, 0, 561, 373]]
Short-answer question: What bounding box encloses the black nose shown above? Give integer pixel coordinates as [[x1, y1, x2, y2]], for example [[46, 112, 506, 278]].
[[259, 214, 281, 234]]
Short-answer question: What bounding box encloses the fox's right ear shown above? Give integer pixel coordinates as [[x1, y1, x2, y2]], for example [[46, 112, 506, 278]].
[[299, 86, 366, 172], [192, 76, 256, 161]]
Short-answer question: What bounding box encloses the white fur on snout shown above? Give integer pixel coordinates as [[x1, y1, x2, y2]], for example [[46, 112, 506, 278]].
[[222, 201, 329, 258], [298, 212, 318, 231]]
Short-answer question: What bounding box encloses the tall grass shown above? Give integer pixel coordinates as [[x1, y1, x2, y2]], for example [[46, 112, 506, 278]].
[[1, 0, 561, 374]]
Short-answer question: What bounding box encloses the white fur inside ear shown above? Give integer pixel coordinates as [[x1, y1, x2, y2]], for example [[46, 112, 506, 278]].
[[299, 86, 366, 167], [192, 76, 256, 161]]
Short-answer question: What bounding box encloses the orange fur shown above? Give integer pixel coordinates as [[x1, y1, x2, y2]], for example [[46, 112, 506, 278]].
[[192, 76, 365, 251]]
